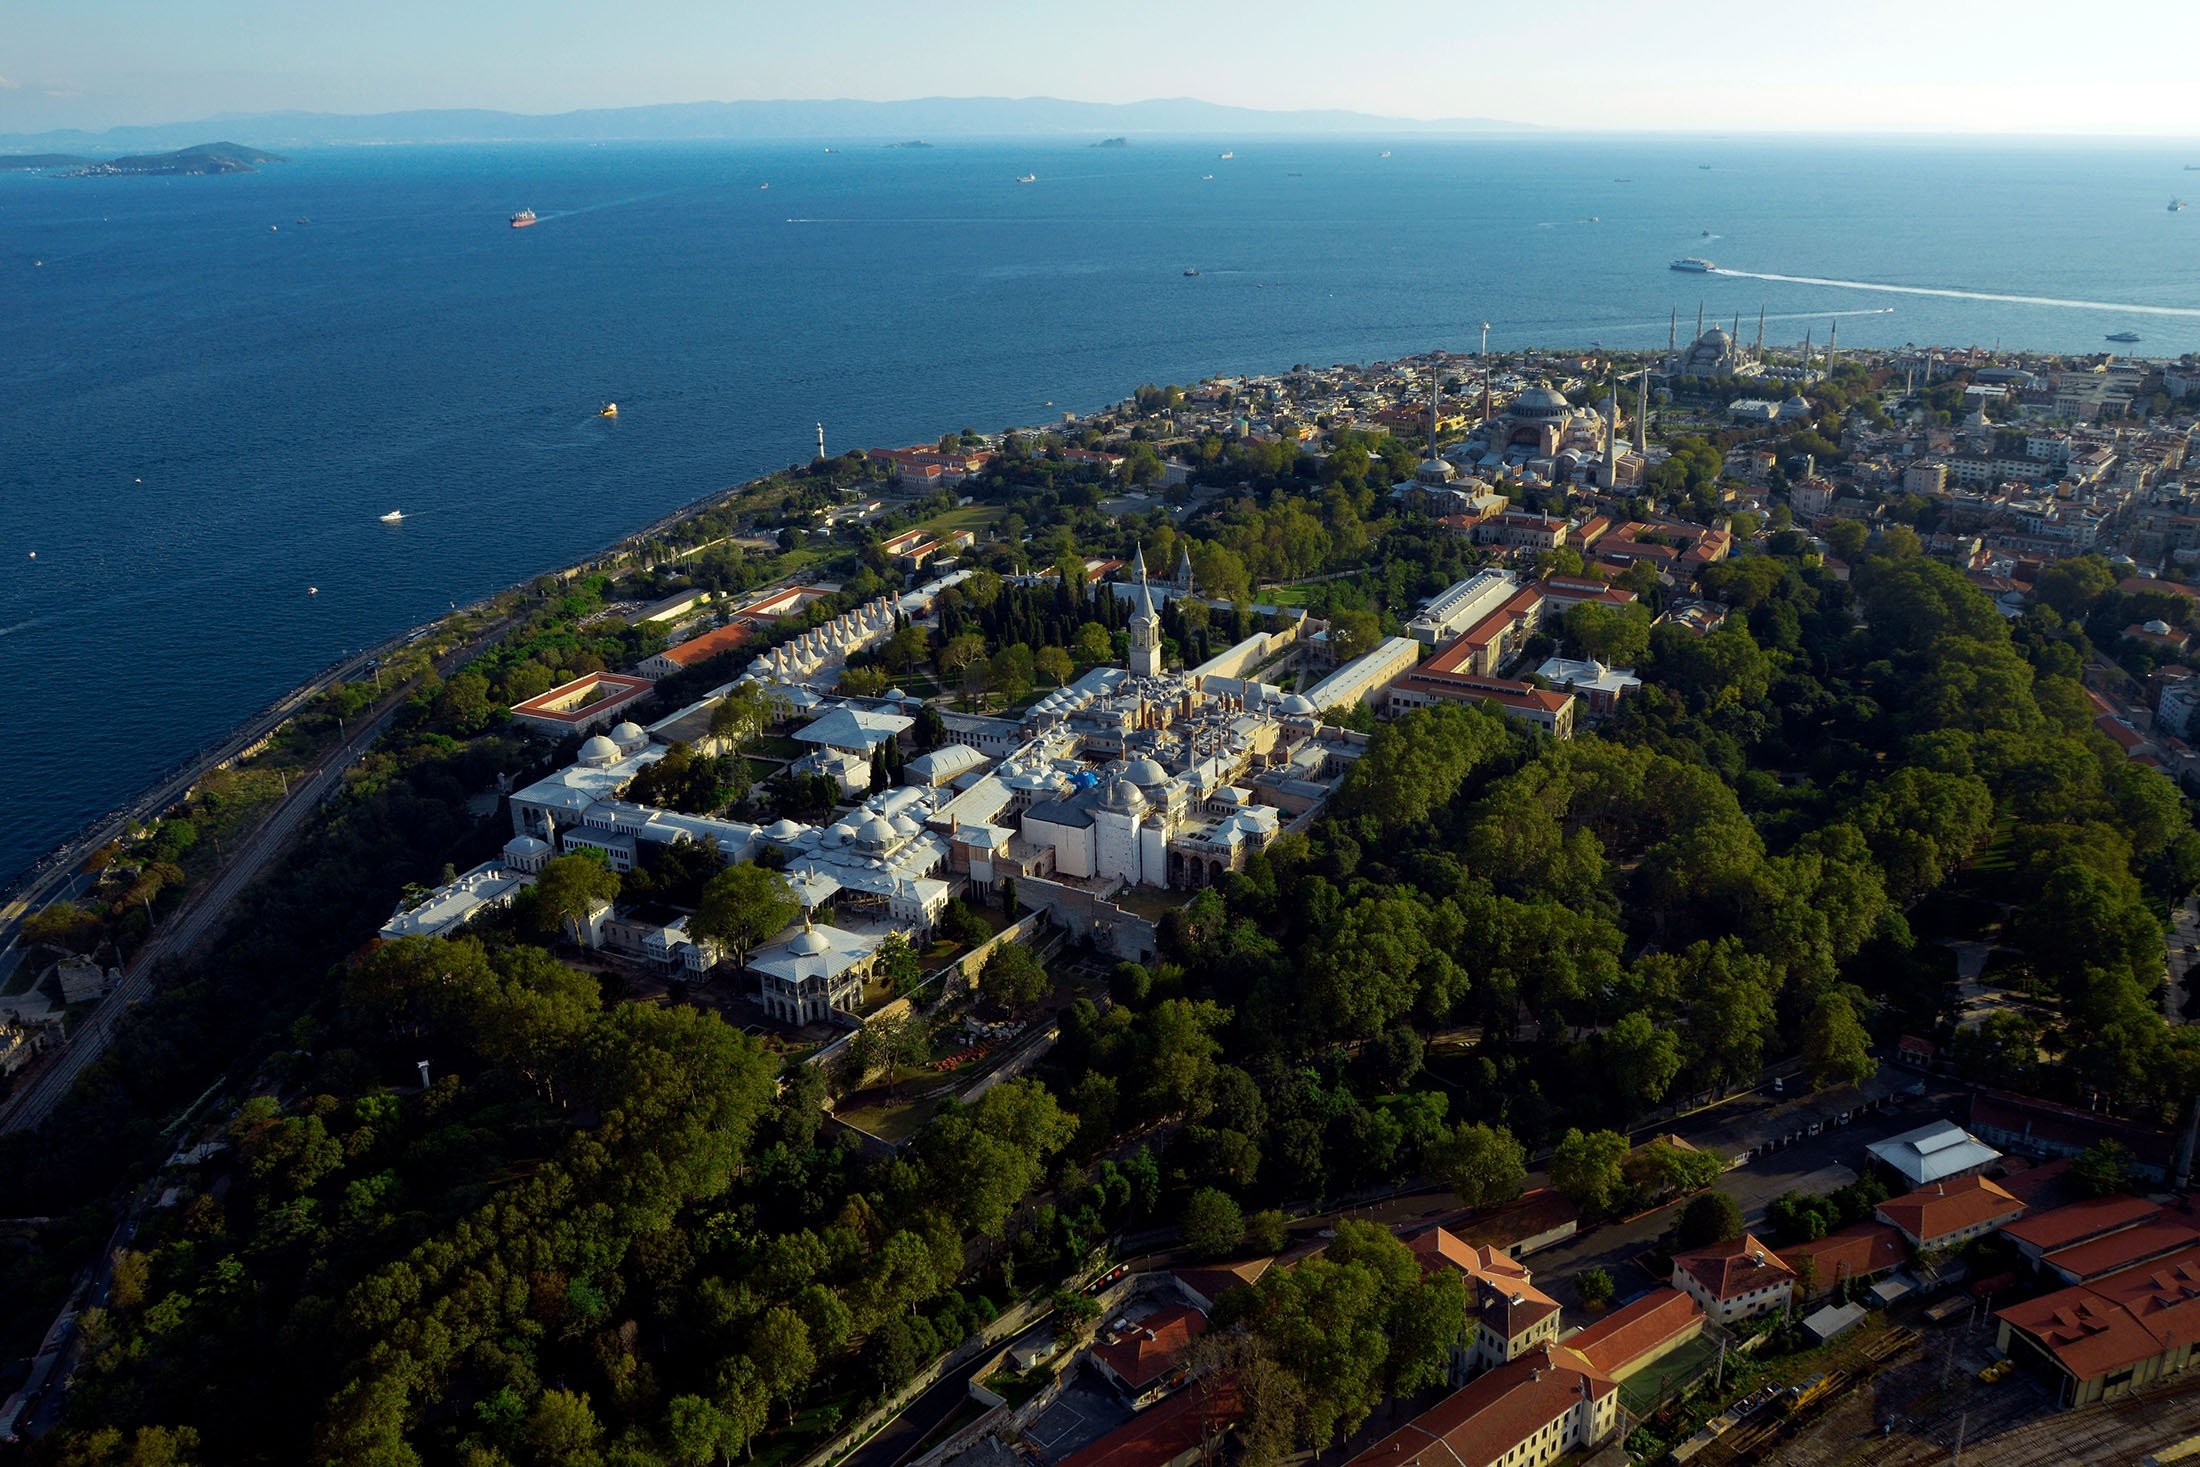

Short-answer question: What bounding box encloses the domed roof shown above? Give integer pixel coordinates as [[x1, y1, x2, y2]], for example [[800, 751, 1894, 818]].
[[855, 813, 898, 847], [1699, 327, 1732, 349], [789, 927, 831, 955], [1100, 777, 1147, 812], [827, 822, 857, 845], [579, 734, 621, 765], [505, 835, 551, 855], [764, 818, 806, 841], [1512, 385, 1571, 417], [2145, 619, 2174, 634], [1281, 694, 1318, 716], [610, 720, 648, 745], [1124, 757, 1169, 787]]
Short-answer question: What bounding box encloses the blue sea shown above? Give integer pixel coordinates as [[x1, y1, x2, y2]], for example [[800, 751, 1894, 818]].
[[4, 135, 2199, 883]]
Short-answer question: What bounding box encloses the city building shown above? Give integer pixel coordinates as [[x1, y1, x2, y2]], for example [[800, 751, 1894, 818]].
[[1996, 1242, 2200, 1407], [637, 623, 750, 680], [748, 918, 878, 1025], [1563, 1287, 1705, 1382], [1407, 1227, 1562, 1375], [378, 860, 536, 941], [1342, 1343, 1619, 1467], [1670, 1234, 1795, 1325], [1781, 1223, 1908, 1303], [510, 672, 656, 736], [1873, 1175, 2026, 1251], [1865, 1119, 2002, 1189]]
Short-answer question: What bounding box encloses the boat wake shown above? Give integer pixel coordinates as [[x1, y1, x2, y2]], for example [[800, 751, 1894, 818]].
[[1712, 268, 2200, 318]]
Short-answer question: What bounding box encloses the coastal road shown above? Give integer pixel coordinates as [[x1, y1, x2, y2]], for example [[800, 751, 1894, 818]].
[[0, 611, 516, 1139], [0, 704, 403, 1136], [0, 637, 405, 935]]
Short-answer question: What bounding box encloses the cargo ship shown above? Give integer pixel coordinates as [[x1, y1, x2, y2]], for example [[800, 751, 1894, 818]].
[[510, 209, 537, 229]]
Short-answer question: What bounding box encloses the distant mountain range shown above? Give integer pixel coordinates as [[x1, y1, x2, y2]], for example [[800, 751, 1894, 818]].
[[0, 141, 286, 175], [0, 96, 1532, 153]]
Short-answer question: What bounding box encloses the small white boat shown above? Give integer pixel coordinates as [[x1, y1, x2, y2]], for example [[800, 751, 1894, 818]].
[[379, 510, 405, 523], [1016, 173, 1037, 184], [307, 586, 318, 596], [599, 402, 619, 419]]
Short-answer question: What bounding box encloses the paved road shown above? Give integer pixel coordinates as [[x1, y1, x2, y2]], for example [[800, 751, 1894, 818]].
[[0, 638, 404, 932], [0, 706, 401, 1136]]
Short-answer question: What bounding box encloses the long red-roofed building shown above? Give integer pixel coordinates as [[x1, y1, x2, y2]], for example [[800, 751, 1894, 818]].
[[1563, 1287, 1704, 1380], [1997, 1241, 2200, 1406], [1341, 1343, 1619, 1467]]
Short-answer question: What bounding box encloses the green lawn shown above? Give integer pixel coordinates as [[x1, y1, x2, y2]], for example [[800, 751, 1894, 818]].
[[1619, 1330, 1723, 1417], [922, 504, 1009, 536]]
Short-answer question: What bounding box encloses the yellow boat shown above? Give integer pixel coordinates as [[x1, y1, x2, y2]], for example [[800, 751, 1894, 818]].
[[599, 402, 618, 418]]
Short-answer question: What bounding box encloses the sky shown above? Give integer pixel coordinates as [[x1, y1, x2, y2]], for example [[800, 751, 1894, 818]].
[[8, 0, 2200, 137]]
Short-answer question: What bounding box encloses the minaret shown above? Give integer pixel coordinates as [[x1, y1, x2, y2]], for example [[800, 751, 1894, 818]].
[[1600, 373, 1620, 488], [1427, 367, 1442, 455], [1128, 548, 1162, 677], [1174, 543, 1195, 594], [1828, 318, 1838, 363], [1802, 330, 1812, 377], [1755, 305, 1766, 353], [1669, 309, 1677, 354], [1634, 370, 1649, 454], [1695, 301, 1704, 340], [816, 422, 826, 459]]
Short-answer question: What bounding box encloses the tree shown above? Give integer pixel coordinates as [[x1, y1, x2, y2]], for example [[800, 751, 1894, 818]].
[[1432, 1121, 1527, 1209], [1036, 645, 1074, 688], [1073, 621, 1114, 665], [1675, 1190, 1745, 1250], [1576, 1267, 1615, 1309], [690, 863, 800, 969], [1244, 1207, 1287, 1256], [1820, 518, 1869, 562], [978, 941, 1051, 1011], [1181, 1186, 1246, 1259], [1548, 1128, 1629, 1216], [709, 680, 781, 757], [522, 1389, 603, 1467], [1566, 601, 1652, 667], [1803, 989, 1877, 1088], [2071, 1139, 2134, 1197], [530, 853, 620, 944], [991, 642, 1036, 706], [1607, 1012, 1683, 1107]]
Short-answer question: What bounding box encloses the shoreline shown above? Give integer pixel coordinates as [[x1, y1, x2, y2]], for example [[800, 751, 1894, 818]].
[[0, 464, 775, 927]]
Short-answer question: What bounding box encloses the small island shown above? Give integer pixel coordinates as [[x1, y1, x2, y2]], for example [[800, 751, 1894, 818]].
[[884, 139, 934, 150], [1093, 135, 1130, 147], [28, 141, 289, 177]]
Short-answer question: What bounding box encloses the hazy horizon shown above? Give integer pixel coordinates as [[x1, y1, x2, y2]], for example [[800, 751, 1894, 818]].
[[11, 0, 2200, 139]]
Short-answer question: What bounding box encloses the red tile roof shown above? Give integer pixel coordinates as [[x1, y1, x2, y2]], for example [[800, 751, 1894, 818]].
[[1876, 1176, 2025, 1246], [1342, 1344, 1614, 1467], [1999, 1243, 2200, 1383], [1172, 1258, 1271, 1308], [1673, 1234, 1793, 1301], [1781, 1223, 1908, 1290], [2046, 1222, 2200, 1283], [1566, 1288, 1703, 1377], [1447, 1188, 1581, 1254], [1092, 1304, 1206, 1392], [1060, 1374, 1242, 1467], [2002, 1195, 2161, 1255], [655, 623, 750, 668], [509, 672, 654, 725]]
